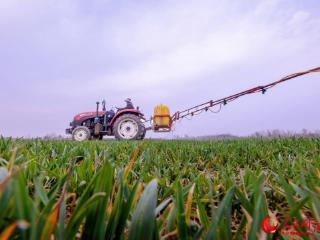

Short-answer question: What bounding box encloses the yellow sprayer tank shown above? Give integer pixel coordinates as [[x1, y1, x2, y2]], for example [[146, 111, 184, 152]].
[[153, 104, 171, 130]]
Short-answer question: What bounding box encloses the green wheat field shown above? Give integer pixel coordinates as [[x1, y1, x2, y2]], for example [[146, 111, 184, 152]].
[[0, 137, 320, 239]]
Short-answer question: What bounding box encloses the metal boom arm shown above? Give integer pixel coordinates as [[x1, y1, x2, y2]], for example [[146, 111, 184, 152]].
[[171, 67, 320, 122]]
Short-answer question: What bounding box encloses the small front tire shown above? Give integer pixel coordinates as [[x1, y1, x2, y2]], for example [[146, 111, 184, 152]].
[[72, 126, 91, 141]]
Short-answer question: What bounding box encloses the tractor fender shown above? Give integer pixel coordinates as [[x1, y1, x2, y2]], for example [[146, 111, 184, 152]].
[[109, 109, 144, 126]]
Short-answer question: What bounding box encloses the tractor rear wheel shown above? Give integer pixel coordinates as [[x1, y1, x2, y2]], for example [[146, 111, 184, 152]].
[[113, 114, 145, 140], [72, 126, 91, 141]]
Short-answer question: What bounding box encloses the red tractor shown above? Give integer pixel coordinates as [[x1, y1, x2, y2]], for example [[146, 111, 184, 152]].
[[66, 99, 146, 141]]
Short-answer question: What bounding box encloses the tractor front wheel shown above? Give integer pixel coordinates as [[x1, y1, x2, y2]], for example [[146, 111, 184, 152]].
[[113, 114, 145, 140], [72, 126, 91, 141]]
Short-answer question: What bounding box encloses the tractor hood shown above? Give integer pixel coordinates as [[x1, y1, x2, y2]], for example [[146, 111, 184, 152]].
[[74, 111, 105, 121]]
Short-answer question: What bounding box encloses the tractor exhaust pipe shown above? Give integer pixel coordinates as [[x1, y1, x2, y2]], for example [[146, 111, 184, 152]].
[[94, 101, 100, 124], [94, 101, 103, 135], [96, 101, 100, 117]]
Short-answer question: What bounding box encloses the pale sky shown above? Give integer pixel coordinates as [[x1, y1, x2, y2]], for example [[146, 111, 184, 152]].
[[0, 0, 319, 138]]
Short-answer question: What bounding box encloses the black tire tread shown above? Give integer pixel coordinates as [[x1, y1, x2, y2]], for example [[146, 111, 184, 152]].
[[137, 125, 146, 140]]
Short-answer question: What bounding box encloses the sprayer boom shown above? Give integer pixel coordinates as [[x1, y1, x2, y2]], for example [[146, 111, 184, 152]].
[[150, 66, 320, 132]]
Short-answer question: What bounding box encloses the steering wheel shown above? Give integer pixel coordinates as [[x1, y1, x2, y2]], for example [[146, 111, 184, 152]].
[[111, 106, 120, 112]]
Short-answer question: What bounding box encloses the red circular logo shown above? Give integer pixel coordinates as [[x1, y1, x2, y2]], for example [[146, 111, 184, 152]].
[[261, 216, 278, 234]]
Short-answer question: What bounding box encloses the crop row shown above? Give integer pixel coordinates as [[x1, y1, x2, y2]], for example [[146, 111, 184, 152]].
[[0, 137, 319, 239]]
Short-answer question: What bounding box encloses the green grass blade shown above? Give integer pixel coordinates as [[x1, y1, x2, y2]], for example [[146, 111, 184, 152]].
[[128, 179, 158, 240], [175, 182, 188, 240], [205, 186, 235, 240]]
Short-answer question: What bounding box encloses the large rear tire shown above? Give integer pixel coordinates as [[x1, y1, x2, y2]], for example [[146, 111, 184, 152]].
[[113, 114, 145, 140], [72, 126, 91, 141]]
